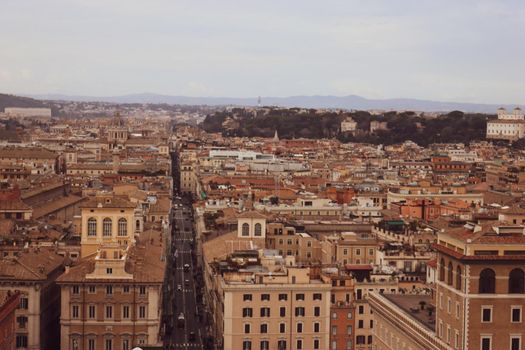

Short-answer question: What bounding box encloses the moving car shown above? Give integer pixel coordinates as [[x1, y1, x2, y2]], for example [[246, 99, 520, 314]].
[[177, 313, 185, 328]]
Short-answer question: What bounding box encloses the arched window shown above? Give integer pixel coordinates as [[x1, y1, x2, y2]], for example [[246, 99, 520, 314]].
[[254, 223, 262, 236], [447, 262, 453, 285], [479, 268, 496, 294], [439, 258, 445, 282], [87, 218, 97, 236], [508, 268, 525, 294], [136, 219, 141, 231], [118, 218, 127, 236], [103, 218, 112, 237], [456, 265, 462, 291], [242, 223, 249, 236]]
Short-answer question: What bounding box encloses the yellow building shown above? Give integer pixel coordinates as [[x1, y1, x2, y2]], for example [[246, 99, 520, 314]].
[[79, 196, 136, 258]]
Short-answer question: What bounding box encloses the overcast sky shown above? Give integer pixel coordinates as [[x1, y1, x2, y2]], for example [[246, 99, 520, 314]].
[[0, 0, 523, 103]]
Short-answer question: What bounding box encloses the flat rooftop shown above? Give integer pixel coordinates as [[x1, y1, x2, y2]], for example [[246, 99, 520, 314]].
[[383, 294, 435, 331]]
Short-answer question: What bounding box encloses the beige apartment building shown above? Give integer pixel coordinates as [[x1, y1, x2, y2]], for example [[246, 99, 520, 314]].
[[334, 232, 378, 266], [180, 162, 198, 195], [202, 215, 332, 350], [266, 222, 322, 263], [219, 265, 331, 350], [58, 230, 166, 350]]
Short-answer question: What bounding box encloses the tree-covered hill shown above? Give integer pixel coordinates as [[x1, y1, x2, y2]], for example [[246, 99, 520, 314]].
[[200, 108, 491, 146]]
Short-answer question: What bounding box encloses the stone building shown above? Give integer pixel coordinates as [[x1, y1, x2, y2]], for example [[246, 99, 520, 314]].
[[0, 248, 66, 350]]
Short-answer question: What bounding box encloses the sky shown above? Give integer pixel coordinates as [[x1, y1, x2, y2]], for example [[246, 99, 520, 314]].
[[0, 0, 524, 104]]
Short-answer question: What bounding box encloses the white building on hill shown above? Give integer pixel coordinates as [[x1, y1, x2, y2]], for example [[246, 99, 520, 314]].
[[486, 107, 525, 141]]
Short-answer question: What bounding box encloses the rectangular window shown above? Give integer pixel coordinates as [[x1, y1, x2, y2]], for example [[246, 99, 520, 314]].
[[244, 323, 250, 334], [260, 307, 270, 317], [242, 308, 253, 317], [278, 293, 287, 301], [260, 341, 269, 350], [313, 293, 322, 301], [297, 340, 303, 350], [296, 293, 305, 301], [295, 307, 305, 317], [314, 322, 320, 333], [314, 339, 320, 349], [88, 339, 95, 350], [16, 335, 28, 348], [358, 320, 363, 328], [280, 307, 286, 317], [106, 305, 113, 319], [481, 336, 491, 350], [89, 305, 96, 319], [243, 294, 252, 301], [88, 285, 96, 293], [482, 306, 492, 323], [332, 325, 337, 335], [261, 294, 270, 301], [72, 285, 80, 294], [139, 286, 146, 295], [260, 323, 268, 333], [19, 297, 28, 309], [123, 305, 130, 319], [314, 306, 320, 317], [139, 305, 146, 318], [123, 286, 130, 293], [105, 339, 112, 350], [106, 285, 113, 295], [122, 339, 129, 350], [511, 307, 522, 323], [72, 305, 80, 319], [297, 323, 303, 333], [358, 305, 364, 314], [280, 323, 286, 333], [511, 337, 521, 350], [347, 325, 353, 334]]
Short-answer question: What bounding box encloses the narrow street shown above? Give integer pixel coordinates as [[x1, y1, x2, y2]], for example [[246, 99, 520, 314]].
[[163, 150, 208, 349]]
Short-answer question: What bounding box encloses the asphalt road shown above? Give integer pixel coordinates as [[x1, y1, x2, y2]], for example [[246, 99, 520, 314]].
[[168, 198, 203, 349]]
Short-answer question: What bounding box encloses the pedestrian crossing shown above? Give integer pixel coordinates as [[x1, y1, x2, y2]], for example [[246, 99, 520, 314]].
[[173, 343, 203, 348]]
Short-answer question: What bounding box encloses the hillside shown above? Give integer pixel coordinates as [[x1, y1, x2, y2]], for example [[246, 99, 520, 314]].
[[28, 93, 519, 113], [0, 93, 57, 115], [200, 108, 492, 146]]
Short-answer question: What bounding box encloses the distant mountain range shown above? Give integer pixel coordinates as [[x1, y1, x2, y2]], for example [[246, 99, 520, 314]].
[[22, 92, 522, 113]]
